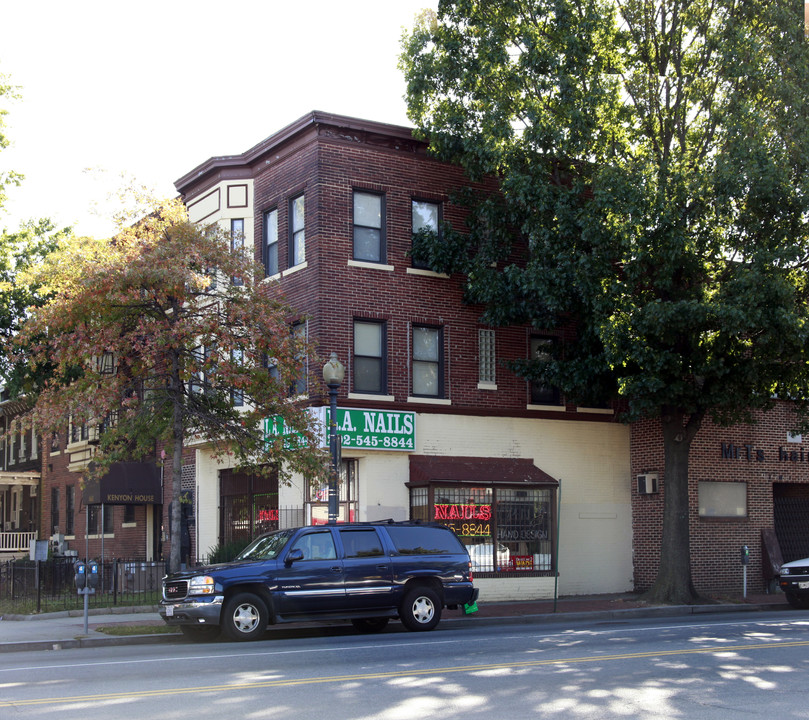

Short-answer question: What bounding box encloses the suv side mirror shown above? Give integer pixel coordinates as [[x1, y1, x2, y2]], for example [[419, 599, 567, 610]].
[[284, 549, 304, 567]]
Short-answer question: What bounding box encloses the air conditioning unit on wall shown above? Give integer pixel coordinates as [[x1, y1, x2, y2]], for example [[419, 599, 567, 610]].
[[637, 473, 659, 495]]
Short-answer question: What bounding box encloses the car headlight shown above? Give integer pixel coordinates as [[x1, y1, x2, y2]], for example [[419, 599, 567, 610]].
[[188, 576, 216, 595], [782, 567, 791, 575]]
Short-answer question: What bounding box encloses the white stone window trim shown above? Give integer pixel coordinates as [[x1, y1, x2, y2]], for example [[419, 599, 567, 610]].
[[576, 407, 614, 415], [282, 261, 308, 278], [406, 267, 449, 279], [407, 396, 452, 406], [348, 259, 394, 272], [348, 393, 395, 402]]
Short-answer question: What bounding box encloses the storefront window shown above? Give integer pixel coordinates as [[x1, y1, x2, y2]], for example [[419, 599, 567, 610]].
[[307, 459, 358, 524], [410, 484, 554, 575]]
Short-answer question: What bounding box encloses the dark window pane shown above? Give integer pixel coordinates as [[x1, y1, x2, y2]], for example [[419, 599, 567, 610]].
[[353, 227, 381, 262], [354, 357, 383, 393], [386, 525, 464, 555]]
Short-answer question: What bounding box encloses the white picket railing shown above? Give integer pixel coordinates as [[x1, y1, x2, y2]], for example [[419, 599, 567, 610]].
[[0, 531, 37, 553]]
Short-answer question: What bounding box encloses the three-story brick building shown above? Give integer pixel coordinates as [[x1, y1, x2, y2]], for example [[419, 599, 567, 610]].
[[174, 111, 633, 602]]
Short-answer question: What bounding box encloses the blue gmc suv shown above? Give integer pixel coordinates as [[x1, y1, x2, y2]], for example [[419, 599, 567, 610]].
[[159, 521, 479, 641]]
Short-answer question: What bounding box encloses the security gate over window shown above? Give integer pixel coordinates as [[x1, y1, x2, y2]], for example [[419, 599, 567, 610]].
[[220, 467, 279, 546]]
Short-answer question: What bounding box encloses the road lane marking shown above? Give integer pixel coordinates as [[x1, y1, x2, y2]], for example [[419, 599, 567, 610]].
[[3, 639, 809, 708]]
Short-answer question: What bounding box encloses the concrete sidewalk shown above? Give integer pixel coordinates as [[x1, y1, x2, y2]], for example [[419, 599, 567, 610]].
[[0, 592, 791, 654]]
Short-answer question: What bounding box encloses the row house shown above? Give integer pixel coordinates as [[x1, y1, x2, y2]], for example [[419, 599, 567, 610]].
[[0, 388, 39, 556]]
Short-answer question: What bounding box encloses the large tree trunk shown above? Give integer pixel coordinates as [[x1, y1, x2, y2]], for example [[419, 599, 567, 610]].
[[168, 423, 184, 575], [643, 408, 704, 604], [168, 345, 185, 575]]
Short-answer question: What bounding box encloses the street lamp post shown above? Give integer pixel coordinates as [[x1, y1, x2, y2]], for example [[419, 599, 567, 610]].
[[322, 352, 345, 524]]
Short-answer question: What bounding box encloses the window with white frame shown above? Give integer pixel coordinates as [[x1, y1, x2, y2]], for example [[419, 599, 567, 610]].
[[411, 199, 441, 269], [353, 320, 386, 394], [10, 421, 17, 463], [231, 348, 244, 406], [291, 322, 307, 396], [353, 191, 384, 263], [479, 329, 496, 385], [290, 194, 305, 266], [412, 325, 443, 397], [231, 218, 245, 286], [264, 208, 279, 276]]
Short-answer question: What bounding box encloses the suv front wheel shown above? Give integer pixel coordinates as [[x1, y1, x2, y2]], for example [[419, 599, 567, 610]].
[[400, 586, 441, 631], [222, 592, 268, 641]]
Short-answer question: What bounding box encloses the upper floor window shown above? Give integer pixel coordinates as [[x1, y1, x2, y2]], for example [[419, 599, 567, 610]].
[[529, 337, 561, 406], [264, 208, 279, 276], [412, 325, 443, 397], [411, 199, 441, 269], [353, 320, 386, 394], [9, 421, 17, 463], [189, 344, 215, 396], [231, 219, 245, 286], [291, 322, 307, 396], [70, 419, 89, 444], [231, 348, 244, 407], [479, 329, 496, 385], [353, 191, 384, 263], [290, 194, 305, 267]]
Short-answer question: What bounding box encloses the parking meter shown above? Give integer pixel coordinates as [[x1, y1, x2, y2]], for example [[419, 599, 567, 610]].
[[741, 546, 750, 566], [87, 560, 100, 589], [74, 561, 86, 590]]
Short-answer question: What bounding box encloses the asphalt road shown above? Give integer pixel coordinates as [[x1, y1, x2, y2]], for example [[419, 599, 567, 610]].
[[1, 610, 807, 719]]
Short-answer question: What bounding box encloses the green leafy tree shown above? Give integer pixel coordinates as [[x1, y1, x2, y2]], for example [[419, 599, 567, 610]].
[[0, 72, 68, 392], [401, 1, 809, 603], [17, 198, 328, 572], [0, 220, 68, 390]]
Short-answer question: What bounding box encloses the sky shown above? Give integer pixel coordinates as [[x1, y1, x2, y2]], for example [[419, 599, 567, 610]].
[[0, 0, 435, 238]]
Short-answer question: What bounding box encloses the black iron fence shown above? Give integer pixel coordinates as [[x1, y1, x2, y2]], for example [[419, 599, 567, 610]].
[[0, 557, 166, 615]]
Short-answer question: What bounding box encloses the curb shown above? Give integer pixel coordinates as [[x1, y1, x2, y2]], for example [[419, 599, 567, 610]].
[[0, 600, 789, 654], [0, 633, 181, 654], [1, 605, 160, 622]]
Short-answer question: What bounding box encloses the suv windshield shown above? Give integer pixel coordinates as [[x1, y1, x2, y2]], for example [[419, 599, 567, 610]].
[[235, 529, 295, 561]]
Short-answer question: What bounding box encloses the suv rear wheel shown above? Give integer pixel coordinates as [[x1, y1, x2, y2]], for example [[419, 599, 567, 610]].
[[222, 592, 268, 641], [400, 586, 441, 631]]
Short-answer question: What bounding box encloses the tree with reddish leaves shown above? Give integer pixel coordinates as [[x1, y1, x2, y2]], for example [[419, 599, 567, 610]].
[[17, 197, 327, 572]]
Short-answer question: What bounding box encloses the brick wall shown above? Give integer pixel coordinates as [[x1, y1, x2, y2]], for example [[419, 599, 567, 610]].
[[631, 402, 808, 594], [248, 121, 592, 420]]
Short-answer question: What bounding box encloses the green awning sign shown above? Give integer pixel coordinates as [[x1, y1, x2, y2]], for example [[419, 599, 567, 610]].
[[265, 408, 417, 452], [263, 416, 306, 449], [326, 408, 416, 451]]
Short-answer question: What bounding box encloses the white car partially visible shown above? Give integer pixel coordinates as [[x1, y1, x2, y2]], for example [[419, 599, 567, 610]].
[[777, 557, 809, 609], [467, 543, 510, 572]]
